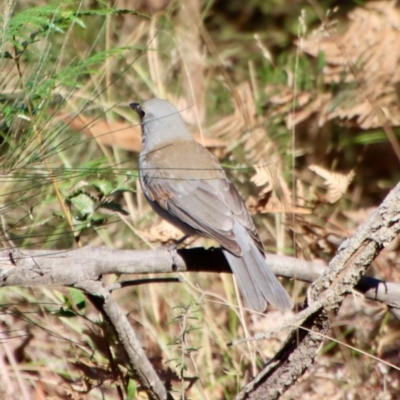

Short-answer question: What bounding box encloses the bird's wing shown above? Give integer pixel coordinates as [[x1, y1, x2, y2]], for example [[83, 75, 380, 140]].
[[218, 178, 264, 255], [142, 171, 263, 257]]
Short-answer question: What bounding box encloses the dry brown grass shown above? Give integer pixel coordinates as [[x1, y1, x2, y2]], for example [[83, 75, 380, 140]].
[[1, 0, 400, 399]]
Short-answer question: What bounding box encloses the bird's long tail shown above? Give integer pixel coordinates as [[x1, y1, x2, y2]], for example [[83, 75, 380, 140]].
[[222, 225, 292, 312]]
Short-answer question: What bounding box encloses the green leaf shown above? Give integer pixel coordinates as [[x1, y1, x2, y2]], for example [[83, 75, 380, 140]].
[[126, 379, 137, 400], [69, 192, 96, 216], [69, 288, 86, 312], [92, 179, 113, 196]]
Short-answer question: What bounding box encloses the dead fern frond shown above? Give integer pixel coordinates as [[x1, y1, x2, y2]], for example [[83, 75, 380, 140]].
[[309, 164, 355, 203], [302, 1, 400, 129]]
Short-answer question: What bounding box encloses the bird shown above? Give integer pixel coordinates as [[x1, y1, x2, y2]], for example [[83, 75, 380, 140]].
[[129, 98, 292, 312]]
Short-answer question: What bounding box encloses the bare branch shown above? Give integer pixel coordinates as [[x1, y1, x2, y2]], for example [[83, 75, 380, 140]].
[[0, 247, 398, 310], [76, 280, 167, 400]]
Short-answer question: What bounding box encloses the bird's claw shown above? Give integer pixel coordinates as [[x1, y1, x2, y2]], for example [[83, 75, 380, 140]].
[[166, 243, 179, 271]]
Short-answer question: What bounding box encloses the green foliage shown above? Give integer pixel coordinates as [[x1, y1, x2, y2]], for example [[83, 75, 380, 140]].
[[0, 0, 145, 251], [1, 2, 146, 54], [167, 303, 202, 372], [2, 4, 82, 52], [1, 0, 398, 398], [65, 179, 132, 239], [126, 379, 137, 399], [51, 288, 86, 321]]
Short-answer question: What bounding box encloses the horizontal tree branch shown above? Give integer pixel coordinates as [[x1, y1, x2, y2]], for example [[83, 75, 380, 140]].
[[0, 247, 398, 310]]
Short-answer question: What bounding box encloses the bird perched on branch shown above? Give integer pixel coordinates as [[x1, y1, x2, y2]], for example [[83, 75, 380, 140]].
[[130, 98, 292, 312]]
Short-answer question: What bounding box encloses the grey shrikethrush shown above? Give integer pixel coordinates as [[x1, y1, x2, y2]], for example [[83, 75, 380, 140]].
[[129, 98, 292, 312]]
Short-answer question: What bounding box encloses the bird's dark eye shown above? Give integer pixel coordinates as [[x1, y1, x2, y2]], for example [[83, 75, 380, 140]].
[[129, 102, 145, 118]]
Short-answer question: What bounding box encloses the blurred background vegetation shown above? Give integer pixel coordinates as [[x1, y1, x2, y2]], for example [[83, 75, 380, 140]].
[[1, 0, 400, 398]]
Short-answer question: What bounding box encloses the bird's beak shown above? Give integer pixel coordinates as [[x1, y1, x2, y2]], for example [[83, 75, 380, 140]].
[[129, 102, 145, 119]]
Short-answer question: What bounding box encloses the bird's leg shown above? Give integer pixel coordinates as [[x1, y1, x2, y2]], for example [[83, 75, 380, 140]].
[[166, 235, 190, 271]]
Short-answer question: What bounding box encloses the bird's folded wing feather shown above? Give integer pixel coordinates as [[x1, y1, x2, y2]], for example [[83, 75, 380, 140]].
[[142, 172, 264, 257]]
